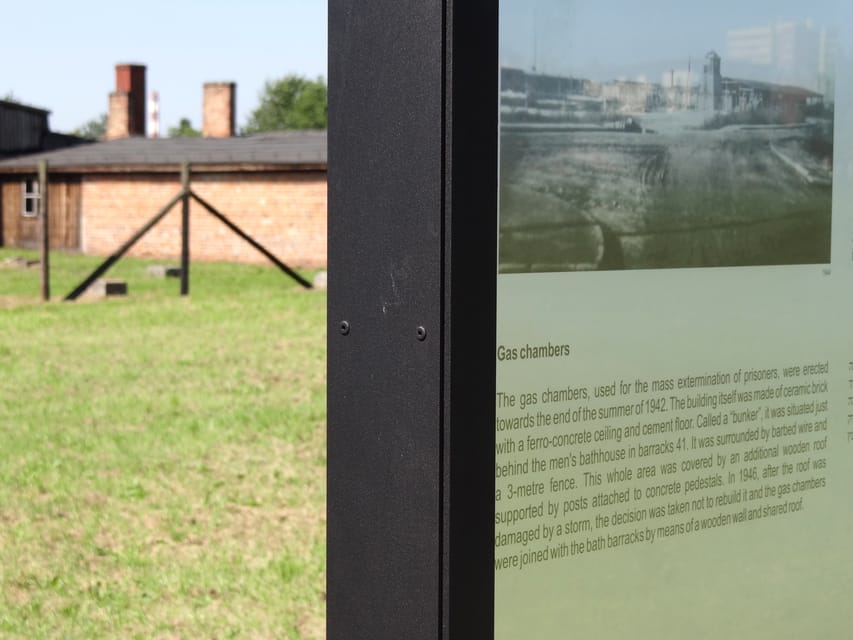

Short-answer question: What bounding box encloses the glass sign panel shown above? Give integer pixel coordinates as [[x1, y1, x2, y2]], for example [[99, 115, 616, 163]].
[[496, 2, 852, 637]]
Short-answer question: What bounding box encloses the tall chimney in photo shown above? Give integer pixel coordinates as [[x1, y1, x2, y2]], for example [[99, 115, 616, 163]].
[[203, 82, 236, 138], [106, 63, 146, 140]]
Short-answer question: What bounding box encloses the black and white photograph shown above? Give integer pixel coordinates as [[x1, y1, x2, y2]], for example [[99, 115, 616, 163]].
[[499, 1, 838, 272]]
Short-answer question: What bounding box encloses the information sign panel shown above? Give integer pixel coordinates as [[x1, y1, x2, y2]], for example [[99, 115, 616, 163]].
[[496, 2, 852, 637]]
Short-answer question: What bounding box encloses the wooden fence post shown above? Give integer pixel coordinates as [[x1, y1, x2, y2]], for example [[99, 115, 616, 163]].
[[39, 160, 50, 301], [180, 162, 190, 296]]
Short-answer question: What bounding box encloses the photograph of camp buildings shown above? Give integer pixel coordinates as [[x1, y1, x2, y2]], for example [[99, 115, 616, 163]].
[[499, 25, 836, 273]]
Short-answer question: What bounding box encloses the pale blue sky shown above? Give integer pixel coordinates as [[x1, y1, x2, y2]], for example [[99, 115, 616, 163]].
[[4, 2, 848, 133], [1, 0, 327, 134]]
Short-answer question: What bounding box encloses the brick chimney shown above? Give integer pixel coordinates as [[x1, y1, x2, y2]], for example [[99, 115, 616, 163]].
[[106, 64, 146, 140], [203, 82, 236, 138]]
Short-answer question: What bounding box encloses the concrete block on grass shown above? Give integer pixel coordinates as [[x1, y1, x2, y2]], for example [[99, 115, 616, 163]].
[[86, 279, 128, 298], [146, 265, 182, 278], [312, 271, 327, 290], [1, 256, 40, 269]]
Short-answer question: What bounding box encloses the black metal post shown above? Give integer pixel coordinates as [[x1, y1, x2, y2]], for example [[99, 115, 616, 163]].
[[180, 162, 190, 296], [328, 1, 497, 638]]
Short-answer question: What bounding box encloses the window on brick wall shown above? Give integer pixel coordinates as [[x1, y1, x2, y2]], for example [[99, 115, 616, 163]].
[[21, 178, 40, 218]]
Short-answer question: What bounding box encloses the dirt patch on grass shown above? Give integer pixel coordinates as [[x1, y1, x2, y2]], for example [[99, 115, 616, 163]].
[[3, 582, 33, 607], [0, 295, 40, 309]]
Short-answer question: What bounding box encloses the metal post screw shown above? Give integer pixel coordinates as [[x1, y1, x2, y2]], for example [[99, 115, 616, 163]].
[[340, 321, 351, 336]]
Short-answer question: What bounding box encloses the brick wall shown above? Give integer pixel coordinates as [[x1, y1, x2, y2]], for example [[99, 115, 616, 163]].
[[80, 171, 327, 267]]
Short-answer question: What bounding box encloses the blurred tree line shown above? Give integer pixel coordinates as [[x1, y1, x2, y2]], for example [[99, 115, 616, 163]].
[[243, 74, 327, 133]]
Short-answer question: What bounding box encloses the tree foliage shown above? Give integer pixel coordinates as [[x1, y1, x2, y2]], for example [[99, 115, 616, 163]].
[[243, 74, 327, 133], [168, 118, 201, 138], [72, 113, 108, 139]]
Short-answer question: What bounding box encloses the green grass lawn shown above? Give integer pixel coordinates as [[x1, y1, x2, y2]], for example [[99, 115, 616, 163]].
[[0, 248, 326, 639]]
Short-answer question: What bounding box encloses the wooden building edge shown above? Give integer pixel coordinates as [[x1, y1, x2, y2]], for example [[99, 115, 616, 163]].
[[0, 132, 328, 268]]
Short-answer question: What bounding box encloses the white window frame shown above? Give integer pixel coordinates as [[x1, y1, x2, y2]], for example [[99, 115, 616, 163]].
[[21, 177, 40, 218]]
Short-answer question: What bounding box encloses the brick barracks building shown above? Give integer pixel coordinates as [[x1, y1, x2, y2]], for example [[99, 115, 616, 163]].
[[0, 64, 327, 269]]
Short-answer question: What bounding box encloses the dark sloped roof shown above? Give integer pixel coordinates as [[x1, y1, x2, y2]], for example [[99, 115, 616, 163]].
[[721, 77, 823, 98], [0, 99, 50, 116], [0, 130, 327, 173]]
